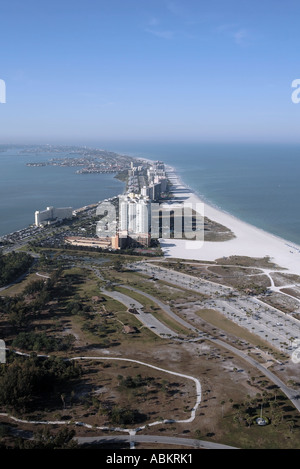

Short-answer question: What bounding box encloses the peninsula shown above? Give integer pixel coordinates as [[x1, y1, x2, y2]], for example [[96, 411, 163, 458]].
[[0, 147, 300, 451]]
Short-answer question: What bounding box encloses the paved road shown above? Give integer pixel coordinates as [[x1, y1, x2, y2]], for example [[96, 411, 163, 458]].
[[1, 354, 202, 441], [76, 434, 237, 449], [120, 285, 198, 336], [101, 288, 178, 338], [119, 278, 300, 414], [129, 262, 300, 355]]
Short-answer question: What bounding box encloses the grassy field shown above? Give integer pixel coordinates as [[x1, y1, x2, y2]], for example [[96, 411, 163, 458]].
[[1, 250, 299, 449], [62, 268, 162, 348], [216, 391, 300, 449]]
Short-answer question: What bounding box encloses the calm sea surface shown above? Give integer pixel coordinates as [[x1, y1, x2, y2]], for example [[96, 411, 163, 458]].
[[1, 142, 300, 245], [0, 147, 125, 237], [103, 141, 300, 246]]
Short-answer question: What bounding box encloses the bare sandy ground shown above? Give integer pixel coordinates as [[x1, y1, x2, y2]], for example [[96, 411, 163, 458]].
[[160, 167, 300, 275]]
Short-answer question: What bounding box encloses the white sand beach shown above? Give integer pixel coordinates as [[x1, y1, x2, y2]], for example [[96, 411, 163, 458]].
[[160, 167, 300, 275]]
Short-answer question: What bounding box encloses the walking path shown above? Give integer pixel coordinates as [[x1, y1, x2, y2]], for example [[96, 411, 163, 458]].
[[0, 354, 203, 446], [114, 281, 300, 414]]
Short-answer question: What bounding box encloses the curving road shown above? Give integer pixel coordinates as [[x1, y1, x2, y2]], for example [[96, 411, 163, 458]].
[[76, 434, 237, 449], [101, 288, 178, 338], [116, 282, 300, 414]]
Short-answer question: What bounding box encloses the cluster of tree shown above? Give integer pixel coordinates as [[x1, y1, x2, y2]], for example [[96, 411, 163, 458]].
[[1, 427, 78, 449], [0, 290, 50, 330], [11, 331, 75, 353], [0, 295, 32, 329], [19, 427, 78, 449], [118, 373, 150, 389], [0, 355, 81, 412], [0, 251, 33, 287], [82, 320, 111, 335], [231, 391, 292, 428], [0, 268, 63, 331], [23, 278, 47, 295], [110, 405, 146, 426], [44, 242, 162, 257], [65, 298, 91, 316]]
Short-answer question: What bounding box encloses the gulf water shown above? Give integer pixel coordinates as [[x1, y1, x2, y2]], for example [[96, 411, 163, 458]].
[[0, 147, 125, 237], [1, 142, 300, 246], [103, 141, 300, 246]]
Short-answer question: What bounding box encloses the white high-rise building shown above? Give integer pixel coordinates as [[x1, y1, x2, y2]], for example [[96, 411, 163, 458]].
[[128, 200, 137, 234], [119, 195, 150, 235], [136, 199, 151, 233], [119, 197, 129, 231]]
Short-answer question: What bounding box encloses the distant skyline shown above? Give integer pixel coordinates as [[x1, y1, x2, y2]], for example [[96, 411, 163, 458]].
[[1, 0, 300, 144]]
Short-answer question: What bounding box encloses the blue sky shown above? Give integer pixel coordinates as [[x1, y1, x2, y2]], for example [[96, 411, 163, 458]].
[[1, 0, 300, 144]]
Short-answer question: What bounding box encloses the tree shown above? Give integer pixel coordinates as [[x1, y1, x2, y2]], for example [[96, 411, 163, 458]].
[[272, 410, 283, 427], [0, 252, 33, 287], [221, 400, 226, 418], [113, 258, 123, 272], [61, 393, 66, 409], [18, 427, 78, 449], [247, 415, 254, 427], [24, 279, 45, 295]]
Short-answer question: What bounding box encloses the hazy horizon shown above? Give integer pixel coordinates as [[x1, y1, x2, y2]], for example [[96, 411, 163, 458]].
[[1, 0, 300, 144]]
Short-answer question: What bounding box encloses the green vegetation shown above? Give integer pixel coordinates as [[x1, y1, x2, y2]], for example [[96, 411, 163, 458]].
[[0, 269, 59, 331], [0, 251, 33, 287], [114, 169, 129, 182], [0, 355, 81, 412], [195, 308, 277, 352], [11, 331, 75, 353], [17, 427, 78, 449], [115, 286, 191, 335], [217, 390, 300, 449], [118, 373, 150, 389], [110, 406, 146, 426], [0, 246, 299, 449], [0, 426, 78, 449]]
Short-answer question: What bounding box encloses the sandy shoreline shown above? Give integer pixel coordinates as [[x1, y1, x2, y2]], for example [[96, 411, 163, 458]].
[[160, 165, 300, 275]]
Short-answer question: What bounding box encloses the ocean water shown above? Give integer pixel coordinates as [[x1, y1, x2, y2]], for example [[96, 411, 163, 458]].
[[100, 141, 300, 246], [0, 147, 125, 237], [1, 142, 300, 246]]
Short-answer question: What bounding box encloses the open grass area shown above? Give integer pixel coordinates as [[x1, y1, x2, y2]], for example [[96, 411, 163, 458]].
[[1, 249, 299, 449], [152, 261, 271, 293], [105, 267, 205, 303], [0, 357, 195, 432], [61, 268, 162, 348], [215, 255, 284, 269], [216, 390, 300, 449]]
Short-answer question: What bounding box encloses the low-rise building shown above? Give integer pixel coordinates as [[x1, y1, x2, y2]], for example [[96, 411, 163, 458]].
[[64, 236, 112, 249]]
